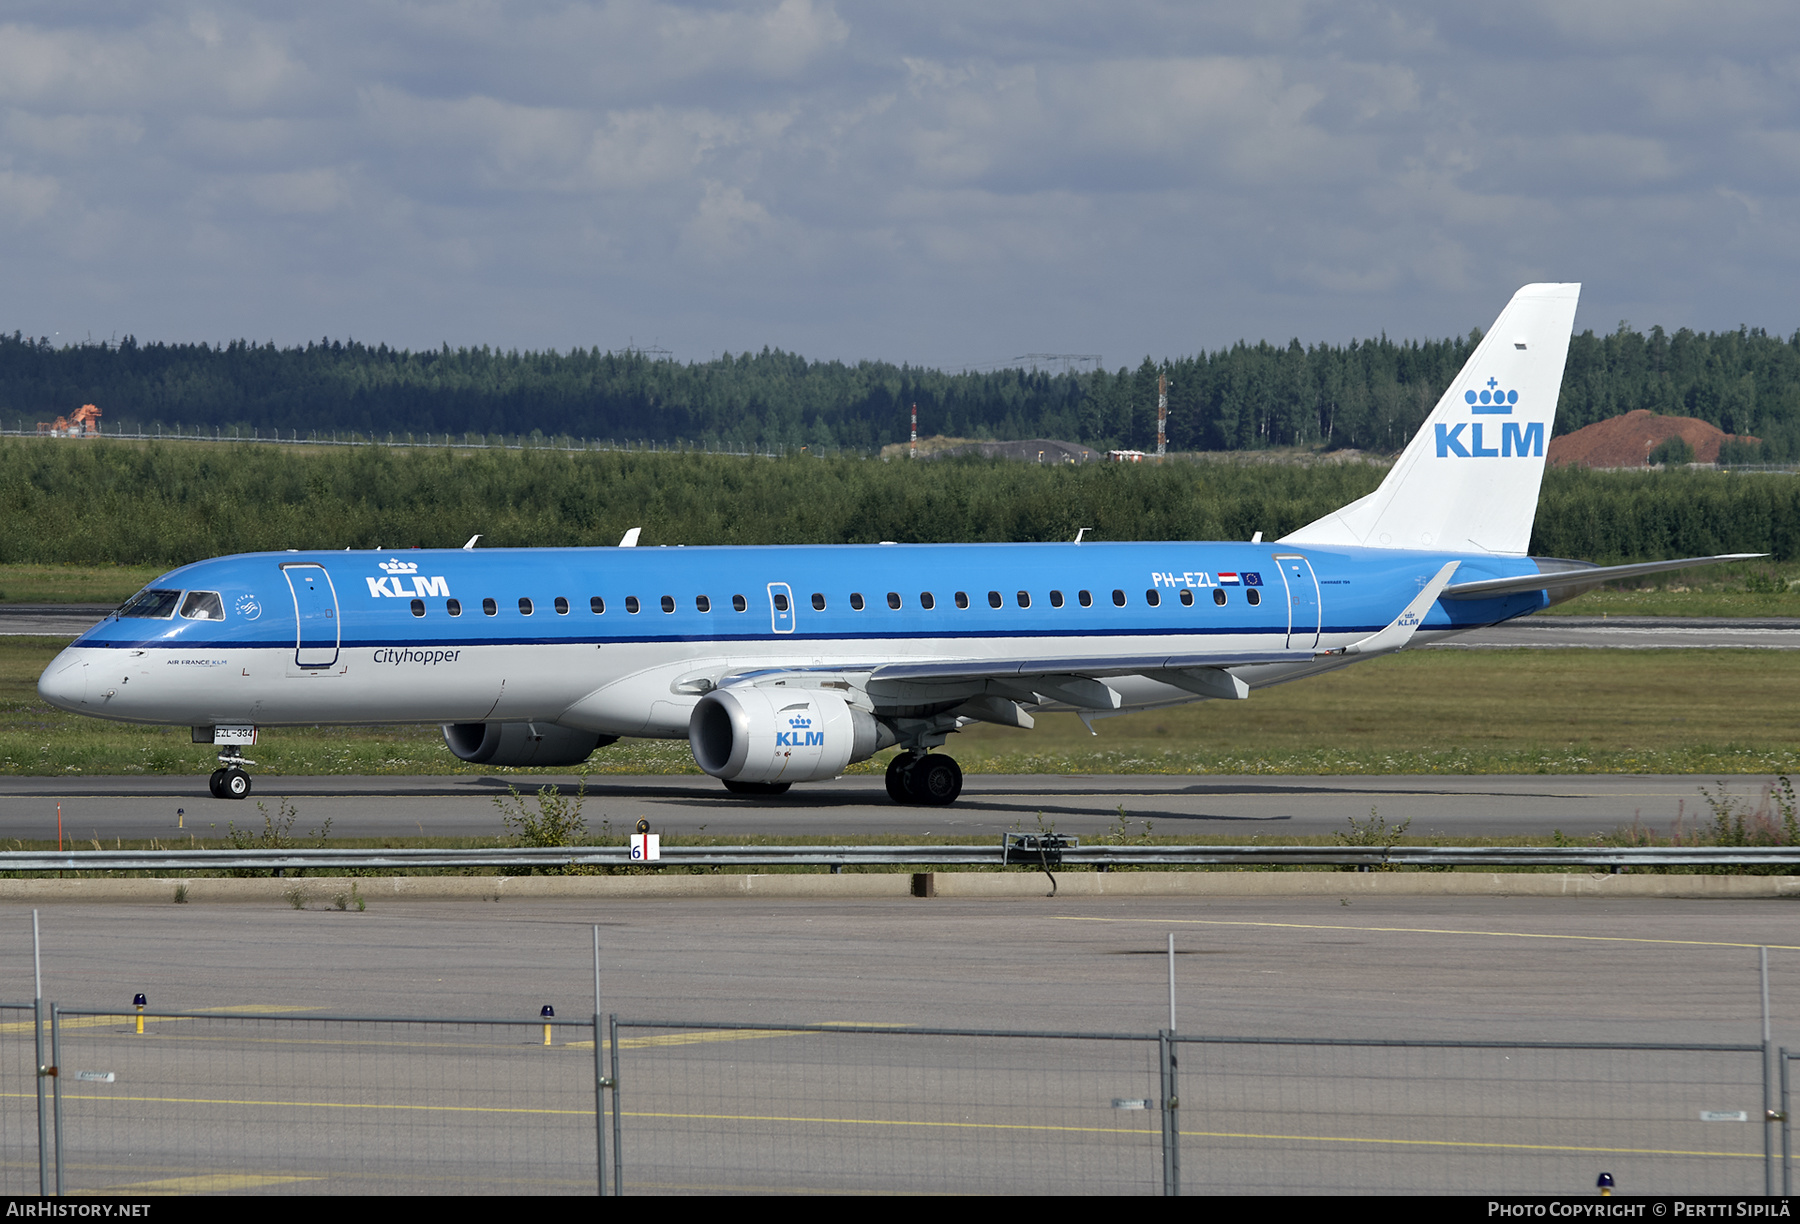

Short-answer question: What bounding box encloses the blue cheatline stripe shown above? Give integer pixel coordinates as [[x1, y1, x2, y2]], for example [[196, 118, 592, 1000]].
[[77, 623, 1394, 652]]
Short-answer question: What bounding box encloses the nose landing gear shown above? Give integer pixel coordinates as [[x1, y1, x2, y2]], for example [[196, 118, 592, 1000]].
[[208, 750, 254, 800], [884, 752, 963, 806]]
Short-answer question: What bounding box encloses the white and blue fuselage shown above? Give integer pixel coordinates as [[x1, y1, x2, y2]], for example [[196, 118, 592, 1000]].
[[36, 540, 1551, 734]]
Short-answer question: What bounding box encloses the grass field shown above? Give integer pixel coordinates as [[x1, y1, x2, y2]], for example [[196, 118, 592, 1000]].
[[5, 636, 1795, 778]]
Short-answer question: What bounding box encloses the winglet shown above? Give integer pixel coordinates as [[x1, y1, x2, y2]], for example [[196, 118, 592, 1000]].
[[1331, 561, 1461, 658], [618, 527, 641, 548]]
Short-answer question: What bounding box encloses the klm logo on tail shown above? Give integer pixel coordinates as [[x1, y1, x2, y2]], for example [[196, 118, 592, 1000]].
[[1435, 378, 1543, 458]]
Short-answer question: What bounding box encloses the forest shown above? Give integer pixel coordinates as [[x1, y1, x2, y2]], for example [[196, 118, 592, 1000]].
[[1, 440, 1795, 567], [2, 320, 1797, 459]]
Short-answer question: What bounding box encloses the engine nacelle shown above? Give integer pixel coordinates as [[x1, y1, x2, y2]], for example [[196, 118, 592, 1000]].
[[688, 688, 891, 784], [442, 721, 616, 767]]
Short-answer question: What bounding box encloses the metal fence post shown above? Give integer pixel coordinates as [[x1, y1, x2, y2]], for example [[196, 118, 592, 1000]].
[[50, 1005, 64, 1196], [593, 1014, 607, 1197], [1781, 1049, 1791, 1197], [610, 1014, 623, 1195], [1764, 947, 1775, 1196], [1160, 1030, 1180, 1196], [33, 997, 47, 1196]]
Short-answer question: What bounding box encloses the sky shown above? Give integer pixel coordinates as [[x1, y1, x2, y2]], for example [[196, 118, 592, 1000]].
[[3, 1, 1799, 369]]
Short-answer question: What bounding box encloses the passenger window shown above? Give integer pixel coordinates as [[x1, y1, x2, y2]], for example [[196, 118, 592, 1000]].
[[1078, 590, 1093, 607], [696, 595, 711, 612], [732, 594, 747, 612], [1049, 590, 1064, 608], [987, 591, 1002, 608], [554, 597, 569, 615], [119, 589, 181, 619], [1247, 588, 1261, 606], [178, 591, 224, 621], [447, 598, 463, 617], [954, 592, 969, 609], [410, 599, 425, 617], [1016, 591, 1031, 608], [773, 593, 790, 612], [920, 592, 935, 610], [1145, 589, 1160, 607], [851, 593, 865, 610], [626, 596, 641, 614], [1213, 589, 1227, 606], [1179, 589, 1194, 606], [1112, 590, 1127, 607], [482, 598, 498, 616], [519, 597, 534, 615], [887, 592, 902, 610], [811, 593, 826, 611], [660, 595, 676, 613], [590, 596, 605, 614]]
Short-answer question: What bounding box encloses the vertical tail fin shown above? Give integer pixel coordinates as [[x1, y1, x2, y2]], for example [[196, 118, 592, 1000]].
[[1282, 283, 1581, 555]]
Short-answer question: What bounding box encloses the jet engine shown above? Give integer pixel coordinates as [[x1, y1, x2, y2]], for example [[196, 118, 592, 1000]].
[[441, 721, 616, 767], [688, 687, 894, 784]]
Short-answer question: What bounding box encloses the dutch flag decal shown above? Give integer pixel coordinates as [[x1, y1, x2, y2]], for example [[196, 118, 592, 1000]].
[[1218, 572, 1241, 585]]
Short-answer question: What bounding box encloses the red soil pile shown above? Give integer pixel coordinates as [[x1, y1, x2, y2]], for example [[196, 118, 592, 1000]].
[[1548, 409, 1758, 467]]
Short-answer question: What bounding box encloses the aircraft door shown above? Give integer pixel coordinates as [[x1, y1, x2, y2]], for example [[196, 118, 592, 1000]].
[[282, 563, 341, 668], [1273, 554, 1321, 650], [767, 583, 796, 634]]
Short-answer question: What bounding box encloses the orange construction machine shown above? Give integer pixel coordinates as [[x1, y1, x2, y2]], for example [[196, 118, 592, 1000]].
[[37, 404, 101, 436]]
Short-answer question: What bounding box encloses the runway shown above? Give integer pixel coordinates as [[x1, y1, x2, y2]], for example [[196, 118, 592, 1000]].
[[0, 771, 1758, 842]]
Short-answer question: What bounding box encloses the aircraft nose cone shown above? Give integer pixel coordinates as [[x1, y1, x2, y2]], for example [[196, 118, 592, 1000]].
[[38, 655, 88, 712]]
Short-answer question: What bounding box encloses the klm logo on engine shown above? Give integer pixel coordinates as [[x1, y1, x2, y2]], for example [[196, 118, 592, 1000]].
[[1435, 378, 1543, 458], [776, 713, 824, 748], [366, 557, 451, 599]]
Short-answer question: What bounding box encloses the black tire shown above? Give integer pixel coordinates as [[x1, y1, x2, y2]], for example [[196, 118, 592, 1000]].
[[722, 779, 791, 797], [208, 769, 227, 799], [223, 768, 252, 800], [884, 756, 913, 804], [911, 755, 963, 806]]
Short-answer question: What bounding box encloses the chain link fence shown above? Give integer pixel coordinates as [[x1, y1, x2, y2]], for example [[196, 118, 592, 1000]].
[[0, 1006, 1786, 1195]]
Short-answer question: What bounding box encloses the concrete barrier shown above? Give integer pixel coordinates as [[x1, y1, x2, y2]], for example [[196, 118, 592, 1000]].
[[3, 870, 1798, 904]]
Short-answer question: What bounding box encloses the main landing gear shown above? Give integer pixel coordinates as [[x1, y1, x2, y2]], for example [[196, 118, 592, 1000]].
[[885, 752, 963, 807], [208, 749, 254, 800]]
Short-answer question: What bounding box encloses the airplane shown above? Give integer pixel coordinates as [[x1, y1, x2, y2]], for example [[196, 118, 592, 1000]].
[[36, 283, 1758, 804]]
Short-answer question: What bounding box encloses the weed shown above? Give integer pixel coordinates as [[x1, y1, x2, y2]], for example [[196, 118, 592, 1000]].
[[1334, 807, 1412, 870], [225, 799, 331, 875], [495, 779, 594, 874], [172, 884, 188, 904], [283, 885, 307, 910]]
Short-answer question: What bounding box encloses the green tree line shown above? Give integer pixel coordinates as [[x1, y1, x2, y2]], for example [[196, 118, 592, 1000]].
[[1, 439, 1795, 568], [4, 321, 1798, 458]]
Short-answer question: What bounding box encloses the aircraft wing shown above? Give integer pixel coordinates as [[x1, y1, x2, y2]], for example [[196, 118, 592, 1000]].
[[1441, 553, 1764, 600], [722, 565, 1460, 724]]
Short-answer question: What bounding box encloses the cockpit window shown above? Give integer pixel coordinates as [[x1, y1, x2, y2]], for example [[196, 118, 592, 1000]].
[[118, 589, 181, 619], [178, 591, 225, 621]]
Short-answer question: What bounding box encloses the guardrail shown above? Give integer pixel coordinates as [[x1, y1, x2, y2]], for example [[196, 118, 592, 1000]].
[[4, 843, 1800, 873]]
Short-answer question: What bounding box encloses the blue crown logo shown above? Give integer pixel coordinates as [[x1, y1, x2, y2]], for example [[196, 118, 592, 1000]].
[[789, 716, 812, 729], [1465, 377, 1517, 415]]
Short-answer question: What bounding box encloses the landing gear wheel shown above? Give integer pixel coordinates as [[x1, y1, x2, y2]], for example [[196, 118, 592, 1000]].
[[722, 779, 791, 797], [904, 755, 963, 807], [223, 767, 252, 800], [884, 756, 913, 804], [208, 769, 228, 799]]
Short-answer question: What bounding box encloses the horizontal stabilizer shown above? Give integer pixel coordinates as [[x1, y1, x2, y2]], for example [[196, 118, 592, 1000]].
[[1442, 554, 1766, 600]]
